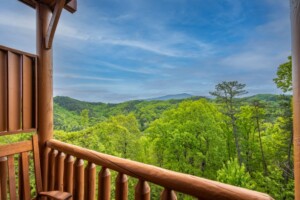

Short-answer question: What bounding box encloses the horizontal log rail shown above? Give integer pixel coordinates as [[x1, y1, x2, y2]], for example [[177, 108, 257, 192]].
[[47, 139, 274, 200]]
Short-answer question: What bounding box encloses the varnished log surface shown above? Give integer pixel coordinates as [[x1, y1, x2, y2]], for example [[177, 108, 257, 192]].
[[115, 173, 128, 200], [160, 188, 177, 200], [74, 158, 84, 200], [98, 167, 111, 200], [84, 162, 96, 200], [56, 152, 66, 191], [64, 155, 74, 200], [48, 149, 58, 191], [291, 0, 300, 200], [135, 180, 150, 200], [42, 147, 51, 192], [47, 139, 273, 200], [36, 2, 54, 173]]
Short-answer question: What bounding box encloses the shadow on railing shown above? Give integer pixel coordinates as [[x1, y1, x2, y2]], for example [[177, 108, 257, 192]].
[[45, 139, 274, 200]]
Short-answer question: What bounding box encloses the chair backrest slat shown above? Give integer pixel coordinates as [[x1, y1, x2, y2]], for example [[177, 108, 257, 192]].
[[19, 152, 31, 200], [0, 157, 7, 200], [7, 155, 16, 200], [0, 135, 44, 200], [32, 134, 43, 193], [0, 141, 32, 157]]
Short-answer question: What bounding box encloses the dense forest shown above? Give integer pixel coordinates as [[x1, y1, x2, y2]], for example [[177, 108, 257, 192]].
[[0, 57, 293, 199]]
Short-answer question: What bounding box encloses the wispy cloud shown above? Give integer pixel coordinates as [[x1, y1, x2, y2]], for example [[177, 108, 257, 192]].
[[56, 73, 123, 81], [0, 0, 291, 102]]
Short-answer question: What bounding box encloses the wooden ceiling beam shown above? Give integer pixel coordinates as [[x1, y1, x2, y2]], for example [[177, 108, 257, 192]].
[[18, 0, 37, 9], [18, 0, 77, 13], [64, 0, 77, 13]]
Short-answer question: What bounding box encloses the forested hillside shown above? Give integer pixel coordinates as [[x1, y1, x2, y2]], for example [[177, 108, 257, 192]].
[[53, 92, 293, 199]]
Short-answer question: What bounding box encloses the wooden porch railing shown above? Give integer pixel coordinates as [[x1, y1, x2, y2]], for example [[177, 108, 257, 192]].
[[45, 139, 274, 200]]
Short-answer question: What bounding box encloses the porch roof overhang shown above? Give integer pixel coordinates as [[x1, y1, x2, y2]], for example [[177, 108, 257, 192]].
[[18, 0, 77, 13]]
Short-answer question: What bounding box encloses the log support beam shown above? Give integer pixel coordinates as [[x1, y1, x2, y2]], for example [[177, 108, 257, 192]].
[[45, 0, 66, 49], [291, 0, 300, 199], [36, 2, 54, 174]]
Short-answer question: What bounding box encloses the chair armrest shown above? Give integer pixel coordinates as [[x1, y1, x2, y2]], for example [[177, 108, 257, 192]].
[[39, 191, 72, 200]]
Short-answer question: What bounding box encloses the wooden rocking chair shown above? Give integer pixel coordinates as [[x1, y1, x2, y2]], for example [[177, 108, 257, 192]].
[[0, 134, 71, 200]]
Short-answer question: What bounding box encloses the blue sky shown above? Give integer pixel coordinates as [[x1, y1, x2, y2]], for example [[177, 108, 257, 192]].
[[0, 0, 291, 102]]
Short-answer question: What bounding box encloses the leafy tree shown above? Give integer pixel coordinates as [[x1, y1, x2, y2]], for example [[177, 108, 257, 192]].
[[146, 99, 227, 178], [217, 159, 256, 190], [273, 56, 292, 93], [252, 101, 268, 175], [80, 109, 89, 129], [210, 81, 248, 165]]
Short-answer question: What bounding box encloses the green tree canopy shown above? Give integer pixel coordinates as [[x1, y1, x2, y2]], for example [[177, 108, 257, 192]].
[[273, 56, 292, 92]]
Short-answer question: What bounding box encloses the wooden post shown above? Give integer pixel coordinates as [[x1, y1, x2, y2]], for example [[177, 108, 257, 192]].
[[36, 3, 54, 171], [291, 0, 300, 199]]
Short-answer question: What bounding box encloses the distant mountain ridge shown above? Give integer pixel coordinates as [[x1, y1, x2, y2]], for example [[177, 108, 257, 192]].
[[53, 93, 289, 132], [147, 93, 194, 101]]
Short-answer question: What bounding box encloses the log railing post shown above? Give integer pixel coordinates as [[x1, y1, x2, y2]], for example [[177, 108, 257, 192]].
[[135, 180, 150, 200], [115, 173, 128, 200], [98, 167, 111, 200], [55, 152, 66, 191], [84, 162, 96, 200], [74, 158, 84, 200], [291, 0, 300, 199], [64, 155, 74, 200], [161, 188, 177, 200]]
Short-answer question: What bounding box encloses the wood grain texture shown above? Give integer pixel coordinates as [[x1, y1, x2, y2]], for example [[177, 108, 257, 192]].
[[115, 173, 128, 200], [42, 147, 50, 192], [135, 180, 150, 200], [45, 0, 66, 49], [74, 158, 84, 200], [0, 140, 32, 157], [0, 157, 7, 200], [32, 134, 43, 193], [98, 168, 111, 200], [84, 162, 96, 200], [22, 55, 34, 129], [36, 3, 54, 175], [39, 190, 72, 200], [8, 51, 21, 131], [47, 139, 274, 200], [160, 189, 177, 200], [19, 152, 31, 200], [48, 149, 58, 191], [55, 152, 66, 191], [0, 50, 7, 132], [7, 155, 16, 200], [64, 155, 74, 200], [291, 0, 300, 199]]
